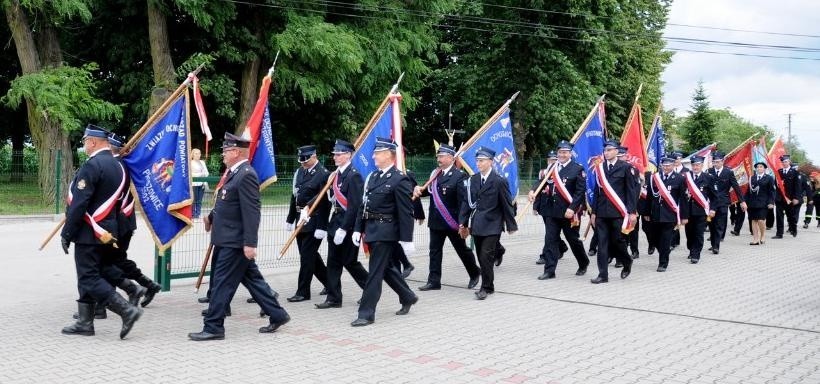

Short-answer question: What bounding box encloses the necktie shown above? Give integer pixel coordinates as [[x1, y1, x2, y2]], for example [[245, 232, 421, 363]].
[[558, 164, 563, 173], [480, 177, 485, 187], [608, 163, 613, 172], [663, 173, 668, 182]]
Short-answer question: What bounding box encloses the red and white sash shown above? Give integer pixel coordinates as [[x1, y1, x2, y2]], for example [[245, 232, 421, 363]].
[[595, 162, 630, 231], [67, 162, 127, 243], [685, 172, 710, 212], [652, 172, 680, 225], [550, 164, 572, 204], [332, 171, 348, 210]]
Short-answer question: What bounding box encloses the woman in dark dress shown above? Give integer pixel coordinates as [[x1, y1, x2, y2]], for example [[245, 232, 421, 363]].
[[745, 162, 776, 245]]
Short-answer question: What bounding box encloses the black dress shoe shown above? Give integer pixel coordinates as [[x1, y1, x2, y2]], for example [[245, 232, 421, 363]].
[[575, 268, 587, 276], [588, 249, 597, 257], [418, 283, 441, 291], [395, 296, 418, 315], [474, 290, 488, 300], [656, 266, 666, 272], [535, 257, 546, 265], [708, 247, 714, 252], [247, 297, 257, 304], [791, 231, 797, 237], [315, 302, 342, 309], [712, 248, 719, 254], [620, 268, 631, 279], [631, 251, 639, 259], [197, 296, 209, 304], [319, 288, 328, 295], [188, 331, 225, 341], [690, 259, 699, 264], [730, 230, 740, 236], [648, 247, 655, 255], [749, 241, 760, 245], [259, 316, 291, 333], [201, 308, 231, 317], [590, 277, 608, 284], [351, 318, 374, 327], [772, 235, 783, 239], [804, 223, 809, 229], [467, 276, 480, 289], [537, 272, 556, 280], [494, 250, 504, 266], [558, 253, 564, 260], [614, 262, 623, 268], [287, 295, 309, 302], [401, 264, 415, 278]]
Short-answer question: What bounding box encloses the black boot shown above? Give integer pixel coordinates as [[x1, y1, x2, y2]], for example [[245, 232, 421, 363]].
[[62, 302, 95, 336], [119, 280, 147, 307], [137, 275, 162, 307], [105, 292, 143, 339], [73, 303, 107, 319]]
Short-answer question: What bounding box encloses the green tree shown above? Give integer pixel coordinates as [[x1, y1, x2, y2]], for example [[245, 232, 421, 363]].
[[681, 81, 715, 153], [711, 109, 770, 154]]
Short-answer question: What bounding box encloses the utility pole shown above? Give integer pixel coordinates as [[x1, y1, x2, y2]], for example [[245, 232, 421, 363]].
[[786, 113, 793, 144]]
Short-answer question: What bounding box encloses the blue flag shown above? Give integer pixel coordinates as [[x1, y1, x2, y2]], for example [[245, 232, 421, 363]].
[[123, 93, 193, 250], [571, 100, 606, 207], [645, 115, 666, 172], [244, 75, 278, 190], [352, 102, 394, 176], [459, 110, 518, 198]]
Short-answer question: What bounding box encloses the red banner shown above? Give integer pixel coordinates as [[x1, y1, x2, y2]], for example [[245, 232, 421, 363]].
[[767, 137, 790, 201], [619, 104, 648, 173], [724, 140, 754, 203]]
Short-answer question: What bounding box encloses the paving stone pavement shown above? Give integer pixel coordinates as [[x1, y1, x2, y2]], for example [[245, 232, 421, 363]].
[[2, 217, 820, 383]]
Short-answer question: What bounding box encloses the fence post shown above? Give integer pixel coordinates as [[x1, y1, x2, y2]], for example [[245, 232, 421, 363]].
[[154, 246, 172, 292], [55, 149, 62, 214]]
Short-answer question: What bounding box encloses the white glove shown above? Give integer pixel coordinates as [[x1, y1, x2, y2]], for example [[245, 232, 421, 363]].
[[299, 209, 310, 224], [285, 222, 294, 232], [314, 229, 327, 240], [351, 232, 362, 247], [399, 241, 415, 257], [333, 229, 347, 245]]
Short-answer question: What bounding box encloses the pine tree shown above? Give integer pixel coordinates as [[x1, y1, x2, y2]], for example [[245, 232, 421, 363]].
[[683, 81, 716, 152]]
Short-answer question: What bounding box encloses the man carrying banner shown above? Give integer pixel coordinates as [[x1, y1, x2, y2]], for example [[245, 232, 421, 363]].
[[351, 137, 418, 326], [459, 147, 518, 298], [773, 155, 801, 239], [317, 139, 369, 309], [618, 146, 642, 260], [413, 144, 481, 291], [535, 151, 569, 265], [707, 152, 746, 254], [285, 145, 330, 302], [645, 157, 689, 272], [61, 125, 143, 339], [683, 156, 716, 263], [670, 151, 689, 249], [189, 133, 290, 341], [528, 140, 589, 280]]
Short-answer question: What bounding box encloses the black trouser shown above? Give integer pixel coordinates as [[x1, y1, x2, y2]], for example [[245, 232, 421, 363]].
[[655, 222, 676, 268], [74, 244, 117, 304], [427, 228, 480, 286], [685, 215, 707, 260], [589, 231, 598, 252], [766, 207, 775, 228], [325, 232, 368, 304], [594, 217, 632, 279], [101, 231, 145, 285], [295, 232, 328, 298], [732, 207, 746, 234], [357, 241, 416, 321], [671, 227, 681, 247], [396, 247, 412, 269], [203, 246, 289, 335], [791, 203, 802, 232], [543, 216, 589, 274], [641, 217, 657, 251], [627, 219, 639, 254], [775, 201, 791, 236], [709, 206, 729, 250], [806, 196, 820, 223], [541, 215, 569, 257], [474, 235, 500, 292]]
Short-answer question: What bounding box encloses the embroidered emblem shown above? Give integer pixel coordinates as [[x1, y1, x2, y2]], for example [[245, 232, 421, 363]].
[[77, 179, 87, 190]]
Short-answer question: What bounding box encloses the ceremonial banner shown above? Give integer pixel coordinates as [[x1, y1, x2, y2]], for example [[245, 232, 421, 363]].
[[122, 93, 193, 251], [620, 104, 649, 173], [724, 139, 754, 203], [352, 101, 396, 177], [684, 143, 717, 169], [767, 137, 790, 200], [646, 114, 666, 172], [571, 97, 607, 207], [243, 75, 278, 190], [459, 110, 519, 198]]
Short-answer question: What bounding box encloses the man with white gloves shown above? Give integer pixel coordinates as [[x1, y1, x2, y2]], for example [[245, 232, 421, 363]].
[[284, 145, 330, 302], [315, 140, 369, 309], [350, 137, 419, 327]]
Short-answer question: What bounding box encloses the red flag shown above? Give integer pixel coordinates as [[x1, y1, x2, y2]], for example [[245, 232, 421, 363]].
[[724, 140, 754, 203], [619, 104, 648, 173], [767, 137, 790, 201]]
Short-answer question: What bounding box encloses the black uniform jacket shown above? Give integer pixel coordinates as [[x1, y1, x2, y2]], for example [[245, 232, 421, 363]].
[[707, 167, 744, 208], [744, 173, 776, 209], [354, 165, 414, 243], [776, 167, 801, 201], [208, 161, 261, 248], [592, 159, 637, 218], [419, 166, 468, 231], [531, 161, 586, 218], [328, 164, 364, 233], [62, 150, 124, 245], [645, 171, 689, 223], [684, 171, 716, 217], [459, 170, 518, 237], [287, 162, 331, 232]]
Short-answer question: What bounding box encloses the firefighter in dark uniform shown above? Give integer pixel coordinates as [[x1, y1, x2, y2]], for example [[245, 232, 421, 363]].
[[644, 157, 689, 271], [773, 155, 801, 238], [804, 172, 819, 228], [350, 137, 419, 326], [683, 155, 716, 263], [413, 144, 481, 291], [618, 146, 642, 261], [285, 145, 330, 302], [528, 140, 589, 280], [189, 133, 290, 341], [670, 151, 689, 249], [459, 146, 518, 299], [590, 140, 637, 284], [316, 139, 369, 309], [534, 150, 569, 264], [60, 125, 143, 339], [791, 162, 806, 230], [706, 152, 746, 254]]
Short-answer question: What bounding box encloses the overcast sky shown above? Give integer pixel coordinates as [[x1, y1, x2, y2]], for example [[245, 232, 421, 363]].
[[661, 0, 820, 163]]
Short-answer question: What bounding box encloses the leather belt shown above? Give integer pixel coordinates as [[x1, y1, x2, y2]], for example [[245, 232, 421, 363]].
[[363, 211, 393, 221]]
